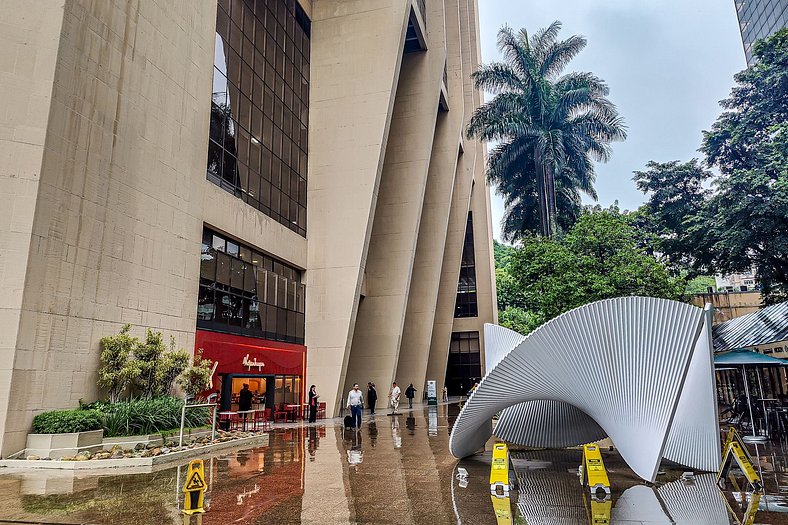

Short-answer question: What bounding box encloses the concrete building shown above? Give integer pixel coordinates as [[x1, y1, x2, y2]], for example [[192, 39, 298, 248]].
[[0, 0, 496, 456], [734, 0, 788, 65]]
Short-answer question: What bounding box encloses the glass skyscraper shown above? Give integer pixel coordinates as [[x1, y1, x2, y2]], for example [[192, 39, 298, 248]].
[[734, 0, 788, 65]]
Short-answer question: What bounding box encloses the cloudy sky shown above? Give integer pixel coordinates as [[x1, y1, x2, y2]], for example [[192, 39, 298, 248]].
[[476, 0, 747, 242]]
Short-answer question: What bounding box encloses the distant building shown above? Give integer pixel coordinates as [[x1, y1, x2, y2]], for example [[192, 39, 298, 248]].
[[715, 271, 758, 292], [691, 291, 763, 324], [734, 0, 788, 65]]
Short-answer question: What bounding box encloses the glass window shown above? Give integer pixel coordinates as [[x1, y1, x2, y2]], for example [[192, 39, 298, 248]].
[[198, 227, 304, 343], [206, 0, 310, 237]]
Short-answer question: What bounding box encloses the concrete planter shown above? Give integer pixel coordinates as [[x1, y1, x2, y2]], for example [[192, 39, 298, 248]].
[[25, 429, 104, 459]]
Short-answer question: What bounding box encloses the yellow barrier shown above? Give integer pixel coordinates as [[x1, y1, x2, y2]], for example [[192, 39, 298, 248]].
[[717, 428, 762, 490], [489, 442, 510, 496], [580, 444, 611, 496], [584, 493, 611, 525], [183, 459, 207, 515], [489, 495, 513, 525]]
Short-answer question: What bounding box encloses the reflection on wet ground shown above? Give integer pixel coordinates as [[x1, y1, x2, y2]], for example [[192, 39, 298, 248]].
[[0, 403, 787, 524]]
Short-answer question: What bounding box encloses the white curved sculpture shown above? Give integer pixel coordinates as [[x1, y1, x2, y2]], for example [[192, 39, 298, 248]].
[[449, 297, 720, 482]]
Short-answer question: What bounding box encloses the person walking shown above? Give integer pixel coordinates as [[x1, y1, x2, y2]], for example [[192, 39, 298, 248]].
[[308, 384, 320, 423], [405, 383, 416, 409], [442, 384, 448, 402], [346, 383, 364, 430], [367, 382, 378, 414], [389, 382, 401, 415]]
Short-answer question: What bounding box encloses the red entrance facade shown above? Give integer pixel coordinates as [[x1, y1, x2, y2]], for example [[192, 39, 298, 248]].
[[196, 330, 306, 411]]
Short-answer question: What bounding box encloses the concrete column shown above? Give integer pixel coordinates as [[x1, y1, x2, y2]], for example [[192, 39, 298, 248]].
[[305, 0, 411, 416]]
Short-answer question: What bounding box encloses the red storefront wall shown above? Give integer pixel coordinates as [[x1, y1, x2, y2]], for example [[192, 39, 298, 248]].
[[195, 330, 306, 399]]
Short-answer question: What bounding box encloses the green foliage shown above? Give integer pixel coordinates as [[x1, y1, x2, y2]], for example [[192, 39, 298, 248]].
[[96, 325, 200, 400], [496, 268, 527, 311], [685, 276, 717, 295], [493, 240, 516, 270], [498, 307, 543, 336], [97, 325, 140, 404], [98, 397, 207, 438], [508, 210, 685, 322], [177, 349, 214, 399], [466, 22, 626, 239], [32, 410, 103, 434], [636, 29, 788, 303]]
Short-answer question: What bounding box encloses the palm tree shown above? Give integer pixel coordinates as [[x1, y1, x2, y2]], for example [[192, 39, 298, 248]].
[[467, 22, 626, 239]]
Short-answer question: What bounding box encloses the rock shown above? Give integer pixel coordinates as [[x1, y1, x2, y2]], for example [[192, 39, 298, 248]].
[[111, 444, 123, 453], [160, 447, 170, 455], [134, 443, 145, 451], [75, 455, 90, 461], [146, 443, 158, 450], [60, 456, 77, 461], [109, 451, 123, 459], [26, 455, 40, 461], [94, 451, 112, 460], [150, 447, 161, 456]]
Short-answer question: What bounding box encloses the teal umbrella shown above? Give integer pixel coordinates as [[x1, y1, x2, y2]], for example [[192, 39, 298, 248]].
[[715, 349, 788, 440]]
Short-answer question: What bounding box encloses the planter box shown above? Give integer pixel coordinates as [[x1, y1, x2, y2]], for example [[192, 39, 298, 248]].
[[101, 428, 212, 451], [25, 430, 104, 459]]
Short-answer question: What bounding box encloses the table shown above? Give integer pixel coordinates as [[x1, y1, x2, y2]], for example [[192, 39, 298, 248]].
[[237, 410, 255, 431], [285, 404, 301, 421]]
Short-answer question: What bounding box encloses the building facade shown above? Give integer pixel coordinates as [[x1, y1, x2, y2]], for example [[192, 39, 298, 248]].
[[734, 0, 788, 65], [0, 0, 496, 456]]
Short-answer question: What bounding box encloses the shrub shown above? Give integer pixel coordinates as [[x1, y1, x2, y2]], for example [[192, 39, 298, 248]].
[[99, 396, 209, 438], [177, 349, 214, 399], [32, 410, 103, 434]]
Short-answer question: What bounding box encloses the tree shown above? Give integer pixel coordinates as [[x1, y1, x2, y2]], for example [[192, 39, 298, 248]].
[[97, 325, 140, 403], [508, 210, 685, 322], [466, 22, 626, 239], [636, 29, 788, 302], [155, 337, 192, 397], [177, 349, 215, 400]]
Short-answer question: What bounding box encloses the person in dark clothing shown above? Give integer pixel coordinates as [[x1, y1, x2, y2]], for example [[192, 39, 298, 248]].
[[405, 383, 416, 409], [367, 382, 378, 414], [308, 384, 320, 423], [238, 384, 254, 427], [239, 384, 254, 411]]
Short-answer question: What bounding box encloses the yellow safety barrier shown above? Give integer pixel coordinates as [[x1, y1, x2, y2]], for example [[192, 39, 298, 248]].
[[580, 444, 611, 496], [489, 442, 510, 496], [182, 459, 207, 515], [584, 493, 611, 525], [717, 428, 762, 490], [489, 495, 513, 525]]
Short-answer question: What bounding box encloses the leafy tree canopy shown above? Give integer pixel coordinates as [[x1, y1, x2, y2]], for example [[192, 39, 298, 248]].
[[636, 29, 788, 302], [506, 209, 685, 327]]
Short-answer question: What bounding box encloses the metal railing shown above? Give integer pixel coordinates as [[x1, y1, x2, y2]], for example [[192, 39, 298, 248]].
[[179, 402, 219, 447]]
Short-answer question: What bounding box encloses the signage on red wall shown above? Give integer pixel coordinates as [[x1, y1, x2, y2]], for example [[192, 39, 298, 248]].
[[196, 331, 306, 377]]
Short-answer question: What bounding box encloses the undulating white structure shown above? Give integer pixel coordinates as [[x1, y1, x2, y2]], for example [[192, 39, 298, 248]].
[[448, 297, 720, 482]]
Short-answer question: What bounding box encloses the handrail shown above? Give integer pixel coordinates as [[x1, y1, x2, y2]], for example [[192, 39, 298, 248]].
[[180, 402, 218, 447]]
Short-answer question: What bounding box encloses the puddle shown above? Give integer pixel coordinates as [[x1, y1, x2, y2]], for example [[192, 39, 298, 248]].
[[0, 404, 784, 524]]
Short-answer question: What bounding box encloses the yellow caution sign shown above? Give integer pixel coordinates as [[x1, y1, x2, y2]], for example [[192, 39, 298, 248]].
[[717, 428, 762, 490], [742, 491, 762, 525], [489, 442, 510, 496], [489, 494, 513, 525], [580, 444, 611, 496], [583, 493, 611, 525], [182, 459, 206, 515]]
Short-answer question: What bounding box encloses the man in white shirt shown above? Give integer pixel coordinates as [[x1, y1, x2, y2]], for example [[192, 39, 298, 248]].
[[346, 383, 364, 429], [389, 382, 401, 415]]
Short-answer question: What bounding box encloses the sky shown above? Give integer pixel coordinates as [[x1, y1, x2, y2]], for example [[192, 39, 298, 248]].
[[477, 0, 747, 242]]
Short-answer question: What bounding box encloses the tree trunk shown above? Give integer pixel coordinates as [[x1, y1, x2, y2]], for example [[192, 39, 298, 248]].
[[535, 149, 552, 237]]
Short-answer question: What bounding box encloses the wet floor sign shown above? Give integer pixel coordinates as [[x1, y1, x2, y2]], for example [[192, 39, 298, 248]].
[[717, 428, 762, 490], [580, 444, 611, 496], [584, 493, 612, 525], [183, 459, 207, 514], [489, 442, 512, 525], [489, 442, 510, 497]]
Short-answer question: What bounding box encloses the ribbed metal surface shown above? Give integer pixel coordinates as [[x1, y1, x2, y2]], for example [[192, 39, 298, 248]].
[[663, 306, 721, 472], [483, 323, 525, 373], [449, 297, 717, 482], [496, 400, 606, 448], [656, 474, 730, 524], [713, 300, 788, 351]]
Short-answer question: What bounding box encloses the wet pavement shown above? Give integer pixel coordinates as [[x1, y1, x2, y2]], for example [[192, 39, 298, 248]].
[[0, 403, 786, 524]]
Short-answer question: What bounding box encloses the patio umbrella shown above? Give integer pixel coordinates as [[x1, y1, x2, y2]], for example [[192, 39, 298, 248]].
[[714, 349, 788, 440]]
